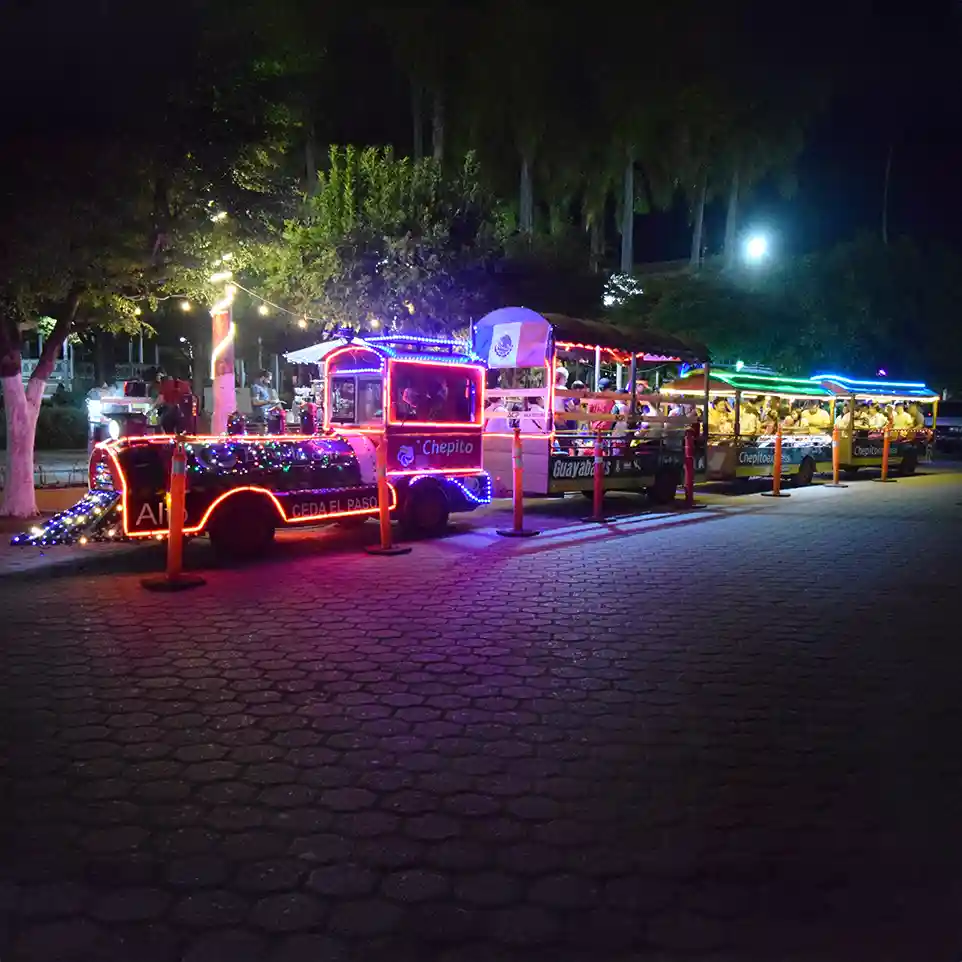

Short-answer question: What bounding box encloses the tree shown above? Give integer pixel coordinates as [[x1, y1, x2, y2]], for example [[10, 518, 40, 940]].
[[0, 0, 300, 516], [261, 147, 502, 336], [608, 233, 962, 390]]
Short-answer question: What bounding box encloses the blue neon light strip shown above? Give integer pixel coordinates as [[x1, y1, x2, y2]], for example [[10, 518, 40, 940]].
[[811, 373, 929, 389], [367, 334, 466, 347], [386, 353, 483, 366], [409, 472, 492, 505]]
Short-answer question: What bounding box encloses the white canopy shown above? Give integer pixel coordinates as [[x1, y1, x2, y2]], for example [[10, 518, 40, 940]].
[[283, 338, 349, 365]]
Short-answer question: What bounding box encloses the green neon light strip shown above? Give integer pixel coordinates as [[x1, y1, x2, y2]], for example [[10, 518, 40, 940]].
[[679, 370, 834, 397]]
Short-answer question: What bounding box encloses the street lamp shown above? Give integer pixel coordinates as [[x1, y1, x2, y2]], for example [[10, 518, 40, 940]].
[[743, 233, 769, 264]]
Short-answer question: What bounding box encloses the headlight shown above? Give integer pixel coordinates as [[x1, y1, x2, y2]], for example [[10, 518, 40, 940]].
[[459, 475, 481, 496], [107, 419, 121, 440]]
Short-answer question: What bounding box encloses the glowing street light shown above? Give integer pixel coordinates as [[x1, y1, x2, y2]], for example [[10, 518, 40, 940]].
[[180, 300, 192, 312], [743, 233, 769, 264], [257, 303, 270, 316]]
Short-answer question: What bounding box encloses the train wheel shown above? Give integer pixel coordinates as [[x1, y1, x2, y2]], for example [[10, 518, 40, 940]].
[[897, 448, 918, 476], [647, 467, 680, 505], [795, 456, 816, 487], [402, 484, 450, 538], [208, 494, 276, 560]]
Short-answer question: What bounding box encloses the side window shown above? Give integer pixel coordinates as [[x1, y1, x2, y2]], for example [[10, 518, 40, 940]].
[[330, 376, 357, 423], [357, 378, 383, 425]]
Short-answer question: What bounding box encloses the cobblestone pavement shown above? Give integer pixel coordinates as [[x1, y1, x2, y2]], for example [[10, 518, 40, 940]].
[[2, 472, 962, 962]]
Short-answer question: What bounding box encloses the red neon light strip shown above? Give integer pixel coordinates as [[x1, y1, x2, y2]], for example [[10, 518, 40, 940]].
[[103, 443, 397, 539], [386, 358, 485, 428], [388, 467, 481, 478], [323, 343, 388, 432]]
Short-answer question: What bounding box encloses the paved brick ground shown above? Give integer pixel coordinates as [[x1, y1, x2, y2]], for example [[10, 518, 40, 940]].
[[2, 472, 962, 962]]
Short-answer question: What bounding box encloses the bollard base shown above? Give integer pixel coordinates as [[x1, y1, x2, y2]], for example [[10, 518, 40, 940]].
[[497, 528, 540, 538], [823, 482, 849, 488], [872, 478, 898, 484], [365, 544, 413, 556], [760, 491, 791, 498], [141, 573, 206, 592]]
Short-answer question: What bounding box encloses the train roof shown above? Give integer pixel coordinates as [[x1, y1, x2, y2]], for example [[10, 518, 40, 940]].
[[810, 373, 939, 401]]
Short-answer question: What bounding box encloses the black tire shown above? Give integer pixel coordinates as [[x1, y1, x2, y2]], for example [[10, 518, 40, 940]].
[[207, 493, 277, 560], [843, 467, 860, 480], [795, 456, 815, 487], [647, 467, 680, 505], [898, 447, 918, 476], [401, 484, 450, 538]]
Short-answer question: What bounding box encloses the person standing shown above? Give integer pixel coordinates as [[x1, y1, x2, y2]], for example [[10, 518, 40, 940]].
[[250, 369, 278, 430]]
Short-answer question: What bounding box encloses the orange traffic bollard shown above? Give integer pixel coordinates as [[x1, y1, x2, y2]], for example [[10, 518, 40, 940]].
[[873, 425, 898, 484], [590, 431, 607, 522], [684, 426, 696, 507], [761, 422, 790, 498], [824, 424, 848, 488], [142, 437, 206, 591], [366, 433, 412, 555], [497, 427, 539, 537]]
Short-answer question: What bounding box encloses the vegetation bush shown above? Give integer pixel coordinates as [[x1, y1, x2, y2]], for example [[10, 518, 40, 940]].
[[0, 402, 87, 451]]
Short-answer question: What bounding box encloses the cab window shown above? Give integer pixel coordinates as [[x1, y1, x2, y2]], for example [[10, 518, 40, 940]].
[[330, 375, 383, 425]]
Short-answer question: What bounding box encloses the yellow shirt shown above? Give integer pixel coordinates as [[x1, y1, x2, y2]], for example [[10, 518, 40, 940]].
[[805, 408, 831, 431], [739, 410, 760, 436], [892, 410, 913, 429]]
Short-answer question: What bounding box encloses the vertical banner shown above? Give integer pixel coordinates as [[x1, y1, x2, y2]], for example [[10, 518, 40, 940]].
[[211, 305, 236, 435]]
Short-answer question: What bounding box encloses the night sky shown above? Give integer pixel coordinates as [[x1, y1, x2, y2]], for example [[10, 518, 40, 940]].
[[5, 2, 961, 263]]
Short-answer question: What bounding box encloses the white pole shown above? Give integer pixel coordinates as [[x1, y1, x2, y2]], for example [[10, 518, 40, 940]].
[[273, 353, 280, 390], [127, 339, 133, 364], [154, 343, 160, 366], [211, 302, 236, 434], [594, 346, 601, 389], [615, 363, 623, 390], [138, 333, 144, 364], [257, 337, 263, 370]]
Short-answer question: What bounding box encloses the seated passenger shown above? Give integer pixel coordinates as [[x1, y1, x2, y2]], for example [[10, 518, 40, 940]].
[[892, 402, 913, 430], [835, 400, 855, 430], [782, 404, 804, 432], [907, 402, 925, 429], [484, 397, 510, 433], [739, 403, 761, 436], [803, 401, 831, 432], [866, 403, 887, 430], [587, 377, 615, 432], [708, 398, 733, 435], [611, 391, 632, 437], [761, 402, 784, 434]]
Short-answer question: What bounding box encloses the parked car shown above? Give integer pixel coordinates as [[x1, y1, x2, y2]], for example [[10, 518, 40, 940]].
[[929, 400, 962, 453]]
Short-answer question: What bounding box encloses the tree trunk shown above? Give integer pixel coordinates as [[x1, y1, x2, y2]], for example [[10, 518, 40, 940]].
[[0, 290, 80, 517], [882, 140, 893, 246], [412, 80, 424, 161], [723, 163, 740, 268], [1, 370, 43, 518], [519, 152, 534, 235], [431, 88, 444, 163], [619, 151, 635, 274], [589, 218, 604, 274], [689, 172, 707, 270]]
